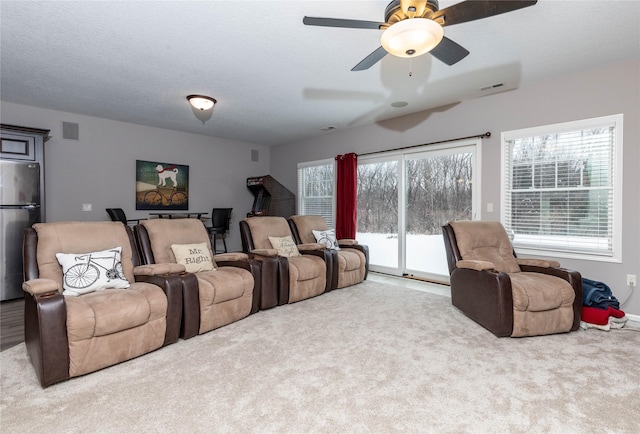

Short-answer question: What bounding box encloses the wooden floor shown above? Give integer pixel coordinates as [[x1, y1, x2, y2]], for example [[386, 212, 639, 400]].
[[1, 298, 24, 352]]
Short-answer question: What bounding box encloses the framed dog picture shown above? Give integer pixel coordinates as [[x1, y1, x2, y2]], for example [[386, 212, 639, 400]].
[[135, 160, 189, 210]]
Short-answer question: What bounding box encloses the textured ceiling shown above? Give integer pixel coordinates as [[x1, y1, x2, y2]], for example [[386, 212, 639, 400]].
[[1, 1, 639, 146]]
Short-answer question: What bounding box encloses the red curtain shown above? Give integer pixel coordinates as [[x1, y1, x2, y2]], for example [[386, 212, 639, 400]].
[[335, 153, 357, 239]]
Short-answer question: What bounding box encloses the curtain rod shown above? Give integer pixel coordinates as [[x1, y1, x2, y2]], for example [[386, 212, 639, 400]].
[[358, 132, 491, 157]]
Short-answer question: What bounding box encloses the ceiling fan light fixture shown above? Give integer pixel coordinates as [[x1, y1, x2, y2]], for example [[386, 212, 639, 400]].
[[187, 95, 217, 111], [381, 18, 444, 58]]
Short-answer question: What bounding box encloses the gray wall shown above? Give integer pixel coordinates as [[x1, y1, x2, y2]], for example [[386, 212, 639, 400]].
[[270, 59, 640, 316], [2, 60, 638, 316], [0, 102, 270, 251]]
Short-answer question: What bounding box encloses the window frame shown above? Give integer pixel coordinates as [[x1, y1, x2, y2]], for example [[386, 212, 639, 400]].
[[296, 158, 336, 228], [501, 114, 623, 263]]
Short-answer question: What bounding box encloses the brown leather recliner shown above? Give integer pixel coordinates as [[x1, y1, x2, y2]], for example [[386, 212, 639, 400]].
[[22, 221, 182, 388], [442, 220, 582, 337], [134, 218, 261, 339], [288, 215, 368, 290], [240, 216, 331, 308]]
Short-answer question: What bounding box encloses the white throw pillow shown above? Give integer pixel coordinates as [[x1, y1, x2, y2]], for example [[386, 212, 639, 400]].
[[312, 229, 340, 250], [268, 235, 301, 257], [171, 243, 216, 273], [56, 247, 130, 296]]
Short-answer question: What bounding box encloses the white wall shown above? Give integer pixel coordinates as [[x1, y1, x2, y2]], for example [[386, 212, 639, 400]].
[[270, 60, 640, 316], [0, 102, 270, 251]]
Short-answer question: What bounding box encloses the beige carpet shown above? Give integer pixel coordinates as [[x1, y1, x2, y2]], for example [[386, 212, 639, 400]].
[[1, 277, 639, 433]]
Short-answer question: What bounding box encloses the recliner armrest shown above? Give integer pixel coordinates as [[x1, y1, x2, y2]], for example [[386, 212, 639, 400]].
[[133, 273, 185, 344], [298, 243, 325, 251], [298, 248, 333, 292], [250, 248, 279, 257], [516, 264, 583, 331], [24, 292, 70, 387], [216, 259, 262, 314], [22, 278, 60, 296], [335, 243, 369, 280], [211, 251, 264, 314], [214, 252, 249, 262], [246, 256, 280, 310], [456, 260, 495, 271], [338, 239, 358, 246], [450, 267, 514, 337], [516, 258, 561, 268], [134, 263, 186, 276], [299, 248, 330, 259]]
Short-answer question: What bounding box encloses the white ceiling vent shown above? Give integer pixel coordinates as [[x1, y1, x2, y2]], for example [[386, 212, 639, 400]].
[[480, 83, 504, 92]]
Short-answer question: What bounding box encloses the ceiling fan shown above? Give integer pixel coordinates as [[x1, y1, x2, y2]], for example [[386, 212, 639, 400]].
[[303, 0, 537, 71]]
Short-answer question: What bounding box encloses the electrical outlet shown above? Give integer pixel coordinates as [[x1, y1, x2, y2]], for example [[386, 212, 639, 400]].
[[627, 275, 637, 286], [487, 202, 494, 213], [82, 203, 92, 212]]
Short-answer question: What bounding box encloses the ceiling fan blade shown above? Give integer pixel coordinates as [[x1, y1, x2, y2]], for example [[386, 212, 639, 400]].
[[303, 16, 384, 30], [432, 0, 537, 27], [352, 46, 388, 71], [430, 36, 470, 65]]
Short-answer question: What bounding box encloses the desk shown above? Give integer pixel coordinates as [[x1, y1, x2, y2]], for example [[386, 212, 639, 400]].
[[149, 212, 209, 219]]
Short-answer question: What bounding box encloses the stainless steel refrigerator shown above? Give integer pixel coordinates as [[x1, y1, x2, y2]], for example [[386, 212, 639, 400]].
[[1, 160, 42, 300]]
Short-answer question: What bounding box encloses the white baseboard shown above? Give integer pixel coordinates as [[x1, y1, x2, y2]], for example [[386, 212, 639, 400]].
[[625, 313, 640, 323]]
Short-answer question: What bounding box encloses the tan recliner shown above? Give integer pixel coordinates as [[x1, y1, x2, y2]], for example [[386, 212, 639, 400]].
[[22, 221, 182, 387], [240, 216, 330, 307], [135, 218, 259, 339], [288, 215, 368, 290], [442, 220, 582, 337]]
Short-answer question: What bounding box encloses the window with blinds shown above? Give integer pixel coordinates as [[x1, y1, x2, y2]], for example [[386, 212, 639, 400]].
[[501, 114, 623, 262], [297, 160, 335, 228]]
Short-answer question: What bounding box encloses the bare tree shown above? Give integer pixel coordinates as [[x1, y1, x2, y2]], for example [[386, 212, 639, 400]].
[[358, 154, 472, 235]]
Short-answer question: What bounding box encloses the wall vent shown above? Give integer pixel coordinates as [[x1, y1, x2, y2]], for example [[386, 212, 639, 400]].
[[62, 122, 79, 140], [480, 83, 504, 92]]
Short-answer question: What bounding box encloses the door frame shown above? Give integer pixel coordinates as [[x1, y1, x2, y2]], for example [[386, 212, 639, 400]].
[[358, 138, 482, 281]]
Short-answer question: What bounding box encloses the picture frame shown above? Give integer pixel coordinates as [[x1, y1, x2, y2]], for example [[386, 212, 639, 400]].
[[135, 160, 189, 210]]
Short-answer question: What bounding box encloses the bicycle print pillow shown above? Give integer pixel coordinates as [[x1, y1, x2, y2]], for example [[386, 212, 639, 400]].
[[312, 229, 340, 250], [56, 246, 130, 296]]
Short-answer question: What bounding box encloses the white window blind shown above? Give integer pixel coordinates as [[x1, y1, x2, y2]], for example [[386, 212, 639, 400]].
[[501, 114, 622, 261], [297, 160, 335, 228]]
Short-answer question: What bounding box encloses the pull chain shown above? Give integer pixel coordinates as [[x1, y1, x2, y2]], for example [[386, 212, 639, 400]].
[[409, 58, 413, 77]]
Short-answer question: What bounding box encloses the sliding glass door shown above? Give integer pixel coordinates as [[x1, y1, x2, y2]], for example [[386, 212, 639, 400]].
[[404, 146, 477, 281], [357, 157, 400, 271], [357, 139, 480, 282]]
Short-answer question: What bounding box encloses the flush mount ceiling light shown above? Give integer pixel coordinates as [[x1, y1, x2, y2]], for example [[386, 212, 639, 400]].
[[187, 95, 216, 125], [187, 95, 217, 111], [381, 18, 444, 58]]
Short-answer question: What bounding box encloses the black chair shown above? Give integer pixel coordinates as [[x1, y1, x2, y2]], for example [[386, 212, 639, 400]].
[[106, 208, 143, 226], [204, 208, 232, 253]]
